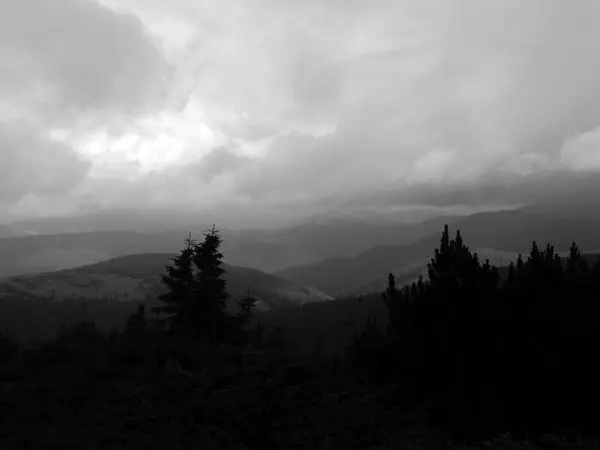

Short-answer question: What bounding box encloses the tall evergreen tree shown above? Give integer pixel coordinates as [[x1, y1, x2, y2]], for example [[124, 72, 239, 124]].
[[152, 227, 230, 342], [193, 225, 229, 342], [152, 234, 197, 330], [237, 289, 257, 320], [192, 225, 228, 315]]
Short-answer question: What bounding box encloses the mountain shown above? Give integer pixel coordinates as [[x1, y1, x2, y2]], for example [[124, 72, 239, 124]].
[[224, 215, 464, 272], [0, 215, 464, 278], [277, 210, 600, 296], [0, 254, 333, 312], [0, 224, 33, 239], [0, 231, 180, 278], [0, 228, 286, 278]]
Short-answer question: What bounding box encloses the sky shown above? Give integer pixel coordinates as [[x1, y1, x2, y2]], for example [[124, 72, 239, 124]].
[[1, 0, 600, 227]]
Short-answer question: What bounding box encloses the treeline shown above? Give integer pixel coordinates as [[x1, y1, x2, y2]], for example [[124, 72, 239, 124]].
[[353, 225, 600, 441]]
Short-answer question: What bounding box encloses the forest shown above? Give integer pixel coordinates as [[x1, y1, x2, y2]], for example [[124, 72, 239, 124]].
[[1, 224, 600, 449]]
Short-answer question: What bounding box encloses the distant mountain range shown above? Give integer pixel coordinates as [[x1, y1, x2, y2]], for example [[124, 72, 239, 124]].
[[276, 210, 600, 296], [220, 214, 464, 272], [0, 214, 464, 278], [0, 254, 333, 312], [3, 206, 600, 302]]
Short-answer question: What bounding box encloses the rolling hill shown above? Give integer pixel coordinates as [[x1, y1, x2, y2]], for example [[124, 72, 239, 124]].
[[0, 231, 176, 278], [0, 254, 333, 312], [223, 214, 463, 272], [277, 210, 600, 296], [0, 214, 464, 278]]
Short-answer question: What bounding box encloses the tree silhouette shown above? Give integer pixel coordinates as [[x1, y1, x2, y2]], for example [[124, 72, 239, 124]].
[[152, 226, 230, 342], [237, 289, 258, 323], [375, 225, 600, 438], [152, 233, 197, 328]]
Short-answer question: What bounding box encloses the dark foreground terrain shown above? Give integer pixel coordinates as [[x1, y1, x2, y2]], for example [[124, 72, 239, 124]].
[[2, 225, 600, 449]]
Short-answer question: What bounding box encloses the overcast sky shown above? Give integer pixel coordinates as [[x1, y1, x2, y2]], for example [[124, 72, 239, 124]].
[[1, 0, 600, 226]]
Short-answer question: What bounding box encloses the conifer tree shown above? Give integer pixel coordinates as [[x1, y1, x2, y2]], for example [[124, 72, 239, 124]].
[[567, 241, 589, 277], [153, 226, 230, 342], [152, 233, 197, 331], [237, 289, 257, 320], [192, 225, 229, 342], [516, 253, 524, 270], [507, 262, 516, 283], [426, 225, 490, 294]]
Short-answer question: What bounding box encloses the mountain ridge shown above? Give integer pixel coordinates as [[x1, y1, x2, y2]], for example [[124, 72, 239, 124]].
[[0, 253, 334, 312], [0, 214, 465, 278], [276, 209, 600, 296]]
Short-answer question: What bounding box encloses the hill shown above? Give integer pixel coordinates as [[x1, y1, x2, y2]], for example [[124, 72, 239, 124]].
[[0, 231, 177, 278], [0, 254, 333, 313], [277, 210, 600, 296], [0, 215, 464, 278], [223, 215, 463, 272]]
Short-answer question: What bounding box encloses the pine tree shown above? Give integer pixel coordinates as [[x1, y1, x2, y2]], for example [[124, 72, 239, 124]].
[[567, 241, 589, 277], [193, 225, 228, 314], [238, 289, 257, 320], [152, 233, 197, 332], [516, 253, 524, 270], [382, 273, 403, 336], [426, 226, 484, 293], [152, 227, 230, 342], [192, 225, 229, 342]]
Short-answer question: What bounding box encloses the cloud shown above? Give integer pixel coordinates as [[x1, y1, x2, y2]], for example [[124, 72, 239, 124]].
[[192, 147, 256, 184], [0, 122, 92, 203], [0, 0, 174, 216], [196, 0, 600, 208], [4, 0, 600, 224], [560, 127, 600, 172], [0, 0, 171, 127], [338, 168, 600, 212]]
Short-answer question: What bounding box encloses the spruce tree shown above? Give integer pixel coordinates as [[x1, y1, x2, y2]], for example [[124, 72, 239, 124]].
[[237, 289, 257, 321], [153, 227, 230, 342], [382, 273, 405, 337], [152, 234, 197, 332], [192, 225, 229, 342], [193, 225, 228, 315]]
